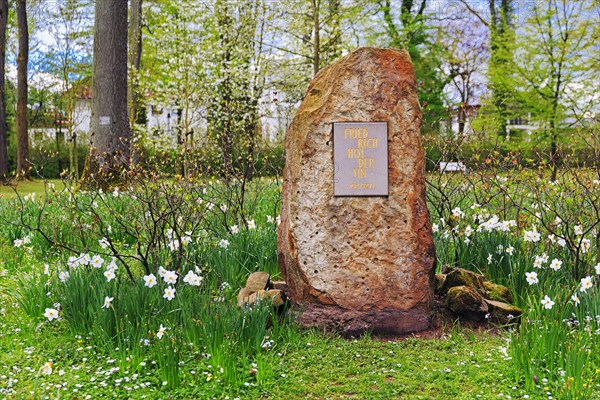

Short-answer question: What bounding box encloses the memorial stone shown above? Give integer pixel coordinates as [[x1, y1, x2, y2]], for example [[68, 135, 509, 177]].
[[278, 47, 436, 335]]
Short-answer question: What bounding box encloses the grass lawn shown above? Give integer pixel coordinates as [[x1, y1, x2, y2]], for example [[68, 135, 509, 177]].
[[0, 179, 64, 198], [0, 297, 524, 399]]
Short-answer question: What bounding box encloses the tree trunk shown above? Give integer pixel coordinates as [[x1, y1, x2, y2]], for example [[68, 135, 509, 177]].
[[16, 0, 29, 178], [128, 0, 144, 126], [312, 0, 321, 76], [84, 0, 131, 187], [0, 0, 8, 180]]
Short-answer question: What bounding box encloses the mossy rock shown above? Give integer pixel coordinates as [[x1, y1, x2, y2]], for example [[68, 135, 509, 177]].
[[485, 299, 522, 324], [434, 274, 446, 294], [483, 281, 513, 304], [446, 285, 488, 321], [441, 268, 485, 295]]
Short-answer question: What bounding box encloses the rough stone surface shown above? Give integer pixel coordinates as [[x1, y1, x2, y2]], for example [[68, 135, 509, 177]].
[[434, 274, 446, 294], [485, 299, 522, 324], [278, 47, 436, 336], [483, 281, 513, 304], [446, 286, 488, 321], [237, 287, 253, 307], [247, 290, 267, 305], [265, 289, 286, 307], [442, 268, 485, 295], [245, 272, 270, 293], [271, 281, 288, 291]]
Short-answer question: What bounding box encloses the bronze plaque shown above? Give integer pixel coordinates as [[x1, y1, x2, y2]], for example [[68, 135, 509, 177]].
[[333, 122, 388, 196]]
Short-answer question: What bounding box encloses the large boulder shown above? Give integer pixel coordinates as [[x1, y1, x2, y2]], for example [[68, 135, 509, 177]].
[[277, 47, 436, 336]]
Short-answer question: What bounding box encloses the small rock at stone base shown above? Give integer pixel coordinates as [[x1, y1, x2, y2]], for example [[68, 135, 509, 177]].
[[446, 285, 488, 321], [237, 287, 253, 307], [271, 280, 288, 291], [442, 268, 485, 295], [247, 290, 267, 306], [434, 274, 446, 294], [245, 272, 270, 293], [265, 289, 285, 307], [485, 299, 522, 324], [483, 281, 513, 304]]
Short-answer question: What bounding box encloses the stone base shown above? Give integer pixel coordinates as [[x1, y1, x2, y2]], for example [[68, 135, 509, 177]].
[[298, 303, 431, 337]]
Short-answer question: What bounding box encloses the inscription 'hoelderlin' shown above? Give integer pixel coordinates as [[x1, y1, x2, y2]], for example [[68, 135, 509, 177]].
[[333, 122, 388, 196]]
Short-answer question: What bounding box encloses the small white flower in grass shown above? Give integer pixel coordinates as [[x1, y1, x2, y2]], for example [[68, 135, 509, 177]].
[[79, 253, 91, 266], [106, 258, 118, 272], [231, 225, 239, 234], [13, 238, 23, 247], [548, 234, 556, 243], [276, 216, 281, 226], [580, 238, 591, 254], [67, 255, 79, 268], [267, 215, 274, 224], [39, 361, 53, 375], [580, 276, 593, 293], [464, 225, 473, 237], [43, 264, 50, 275], [168, 239, 180, 252], [451, 207, 464, 219], [498, 219, 516, 232], [44, 308, 59, 321], [553, 216, 562, 226], [158, 266, 167, 278], [58, 271, 70, 282], [163, 286, 176, 301], [99, 237, 110, 249], [218, 239, 230, 249], [557, 238, 566, 247], [143, 274, 157, 288], [91, 255, 104, 268], [163, 270, 178, 285], [112, 187, 119, 197], [248, 219, 256, 230], [549, 259, 562, 271], [523, 227, 541, 243], [571, 293, 580, 306], [496, 244, 504, 254], [525, 271, 538, 285], [505, 246, 515, 255], [181, 235, 192, 246], [574, 225, 584, 235], [487, 254, 493, 265], [183, 271, 202, 286], [104, 269, 116, 282], [432, 223, 439, 233], [541, 295, 555, 310], [102, 296, 114, 309], [595, 263, 600, 275], [220, 204, 228, 212]]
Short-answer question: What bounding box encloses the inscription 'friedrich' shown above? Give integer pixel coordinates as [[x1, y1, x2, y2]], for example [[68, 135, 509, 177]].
[[333, 122, 388, 197]]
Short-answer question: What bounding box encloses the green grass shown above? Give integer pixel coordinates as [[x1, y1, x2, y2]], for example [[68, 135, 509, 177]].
[[0, 298, 527, 399], [0, 179, 64, 197]]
